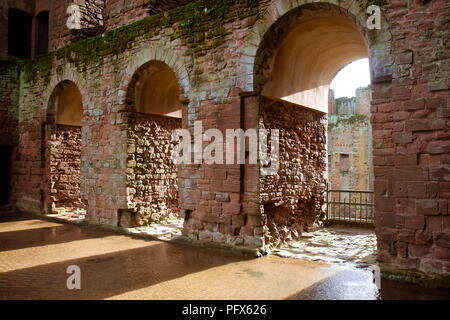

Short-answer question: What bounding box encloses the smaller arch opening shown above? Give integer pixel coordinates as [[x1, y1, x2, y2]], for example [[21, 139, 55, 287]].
[[46, 81, 85, 216], [134, 61, 182, 118], [124, 60, 184, 229]]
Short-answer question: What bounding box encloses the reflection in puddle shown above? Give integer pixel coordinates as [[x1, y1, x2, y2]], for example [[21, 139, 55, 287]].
[[0, 213, 449, 300]]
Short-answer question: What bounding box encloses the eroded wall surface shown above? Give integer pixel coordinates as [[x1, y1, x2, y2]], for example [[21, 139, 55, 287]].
[[260, 97, 327, 247], [49, 125, 85, 211], [126, 113, 181, 226]]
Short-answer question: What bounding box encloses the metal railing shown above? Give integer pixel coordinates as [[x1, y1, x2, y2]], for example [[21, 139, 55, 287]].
[[326, 189, 374, 225]]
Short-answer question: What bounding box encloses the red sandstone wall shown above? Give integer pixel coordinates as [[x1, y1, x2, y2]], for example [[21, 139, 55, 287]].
[[126, 112, 181, 225], [2, 0, 448, 278], [104, 0, 195, 32], [104, 0, 150, 32], [180, 92, 261, 248], [373, 0, 449, 275], [49, 125, 85, 212], [260, 97, 327, 246]]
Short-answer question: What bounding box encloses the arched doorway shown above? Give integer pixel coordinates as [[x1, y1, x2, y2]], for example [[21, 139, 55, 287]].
[[45, 81, 86, 217], [254, 4, 374, 254], [122, 60, 184, 229]]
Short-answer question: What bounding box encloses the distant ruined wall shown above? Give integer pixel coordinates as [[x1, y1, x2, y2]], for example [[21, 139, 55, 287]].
[[49, 125, 85, 211], [328, 114, 373, 191], [260, 97, 327, 247], [126, 113, 181, 226], [328, 87, 373, 191]]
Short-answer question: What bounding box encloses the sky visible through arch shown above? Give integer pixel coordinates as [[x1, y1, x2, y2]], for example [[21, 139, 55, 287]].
[[330, 58, 370, 99]]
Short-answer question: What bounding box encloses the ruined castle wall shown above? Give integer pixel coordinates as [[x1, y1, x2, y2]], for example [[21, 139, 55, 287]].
[[328, 114, 373, 191], [49, 125, 85, 211], [126, 112, 181, 226], [4, 0, 449, 277], [260, 97, 327, 247], [0, 0, 106, 57]]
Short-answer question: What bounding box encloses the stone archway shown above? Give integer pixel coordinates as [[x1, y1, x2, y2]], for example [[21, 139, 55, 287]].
[[242, 2, 391, 249], [120, 60, 187, 228], [44, 80, 86, 216]]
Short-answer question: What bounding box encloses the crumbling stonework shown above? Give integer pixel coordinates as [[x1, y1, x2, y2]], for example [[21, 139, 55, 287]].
[[49, 125, 85, 212], [0, 0, 448, 280], [260, 97, 328, 247], [126, 113, 181, 226]]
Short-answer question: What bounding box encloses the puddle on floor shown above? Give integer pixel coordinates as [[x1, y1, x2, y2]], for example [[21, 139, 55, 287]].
[[0, 212, 449, 300]]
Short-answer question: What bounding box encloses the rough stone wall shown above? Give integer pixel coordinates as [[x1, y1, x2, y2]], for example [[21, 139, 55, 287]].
[[0, 60, 20, 146], [180, 92, 261, 249], [335, 96, 356, 115], [260, 97, 327, 247], [49, 125, 85, 211], [0, 60, 20, 206], [372, 0, 450, 276], [70, 0, 106, 40], [126, 112, 181, 226], [104, 0, 151, 31]]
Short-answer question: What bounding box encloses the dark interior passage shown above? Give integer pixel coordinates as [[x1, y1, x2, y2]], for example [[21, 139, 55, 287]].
[[0, 147, 12, 205], [8, 9, 32, 58]]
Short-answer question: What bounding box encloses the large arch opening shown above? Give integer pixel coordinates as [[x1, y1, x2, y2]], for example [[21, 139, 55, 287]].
[[256, 4, 375, 262], [45, 81, 86, 218], [122, 60, 184, 232]]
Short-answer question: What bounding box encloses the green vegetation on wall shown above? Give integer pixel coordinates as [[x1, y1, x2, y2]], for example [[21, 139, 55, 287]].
[[22, 0, 264, 86]]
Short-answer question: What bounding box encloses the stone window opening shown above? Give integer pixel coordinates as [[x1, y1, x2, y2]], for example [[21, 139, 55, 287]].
[[339, 153, 350, 173], [35, 11, 49, 56], [8, 8, 32, 58], [45, 81, 86, 217]]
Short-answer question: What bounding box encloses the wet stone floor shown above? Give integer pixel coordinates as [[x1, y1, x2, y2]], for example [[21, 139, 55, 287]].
[[0, 211, 450, 300], [275, 226, 377, 266]]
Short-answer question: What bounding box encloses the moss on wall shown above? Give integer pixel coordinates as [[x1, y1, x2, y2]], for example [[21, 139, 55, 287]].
[[22, 0, 264, 85], [329, 114, 370, 128]]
